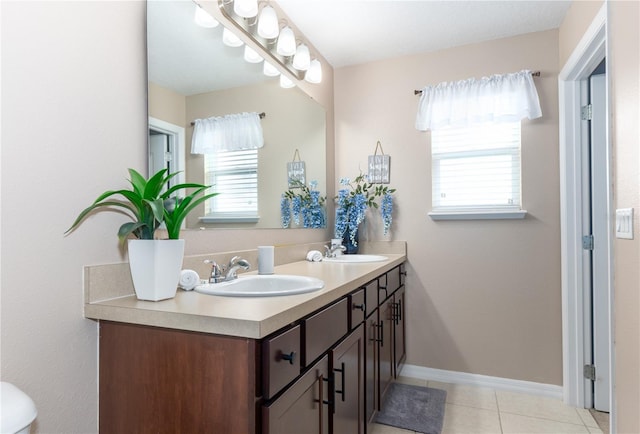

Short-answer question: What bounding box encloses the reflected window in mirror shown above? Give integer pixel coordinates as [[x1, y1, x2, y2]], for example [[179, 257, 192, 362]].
[[202, 149, 259, 223]]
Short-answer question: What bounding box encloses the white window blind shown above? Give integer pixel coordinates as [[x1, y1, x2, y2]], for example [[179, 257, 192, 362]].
[[204, 149, 258, 218], [431, 121, 521, 212]]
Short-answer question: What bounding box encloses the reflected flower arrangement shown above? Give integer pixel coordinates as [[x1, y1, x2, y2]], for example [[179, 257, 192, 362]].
[[281, 180, 326, 228]]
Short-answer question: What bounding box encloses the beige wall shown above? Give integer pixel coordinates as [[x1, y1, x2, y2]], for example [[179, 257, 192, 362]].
[[0, 2, 333, 433], [335, 30, 562, 385], [558, 0, 604, 67], [185, 82, 326, 229], [149, 81, 327, 229], [609, 2, 640, 432], [148, 81, 186, 127]]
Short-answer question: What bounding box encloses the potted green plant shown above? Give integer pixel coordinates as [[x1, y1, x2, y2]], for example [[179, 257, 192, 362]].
[[65, 168, 217, 301]]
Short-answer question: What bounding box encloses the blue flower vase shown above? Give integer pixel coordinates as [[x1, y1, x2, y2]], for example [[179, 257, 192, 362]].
[[342, 226, 359, 254]]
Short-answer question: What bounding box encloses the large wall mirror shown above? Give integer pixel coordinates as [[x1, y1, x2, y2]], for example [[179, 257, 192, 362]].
[[147, 0, 327, 229]]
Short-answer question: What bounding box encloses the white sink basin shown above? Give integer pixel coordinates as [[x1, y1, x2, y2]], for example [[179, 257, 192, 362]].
[[194, 274, 325, 297], [323, 254, 388, 263]]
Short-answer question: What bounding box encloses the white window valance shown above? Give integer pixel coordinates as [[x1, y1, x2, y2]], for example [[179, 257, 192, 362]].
[[191, 112, 264, 154], [415, 70, 542, 131]]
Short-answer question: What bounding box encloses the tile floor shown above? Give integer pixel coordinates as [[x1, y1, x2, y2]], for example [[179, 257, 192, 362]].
[[370, 376, 609, 434]]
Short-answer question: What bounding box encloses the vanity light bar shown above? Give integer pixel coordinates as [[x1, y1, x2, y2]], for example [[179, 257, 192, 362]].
[[413, 70, 540, 95], [217, 0, 313, 82]]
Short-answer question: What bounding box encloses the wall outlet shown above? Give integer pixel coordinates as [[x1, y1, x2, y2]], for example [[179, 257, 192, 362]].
[[615, 208, 634, 239]]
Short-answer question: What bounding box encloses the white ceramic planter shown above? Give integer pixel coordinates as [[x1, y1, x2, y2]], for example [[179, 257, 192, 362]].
[[127, 239, 185, 301]]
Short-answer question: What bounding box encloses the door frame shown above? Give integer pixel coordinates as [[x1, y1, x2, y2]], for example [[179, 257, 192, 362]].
[[558, 1, 613, 424], [148, 116, 186, 186]]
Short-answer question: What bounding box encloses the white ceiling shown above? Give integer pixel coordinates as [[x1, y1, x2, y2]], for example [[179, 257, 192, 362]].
[[276, 0, 572, 68]]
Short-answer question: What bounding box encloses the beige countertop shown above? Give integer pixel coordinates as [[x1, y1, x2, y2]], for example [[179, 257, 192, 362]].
[[84, 253, 406, 339]]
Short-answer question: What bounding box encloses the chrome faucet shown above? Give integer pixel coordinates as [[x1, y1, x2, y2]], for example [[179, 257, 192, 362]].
[[204, 259, 224, 283], [324, 243, 346, 258], [224, 256, 251, 281]]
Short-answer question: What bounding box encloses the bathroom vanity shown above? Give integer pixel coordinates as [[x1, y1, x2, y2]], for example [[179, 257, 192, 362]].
[[85, 247, 406, 434]]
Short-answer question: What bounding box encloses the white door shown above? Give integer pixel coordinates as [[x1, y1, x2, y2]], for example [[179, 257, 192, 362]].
[[588, 72, 610, 412], [147, 117, 186, 190], [149, 132, 169, 176]]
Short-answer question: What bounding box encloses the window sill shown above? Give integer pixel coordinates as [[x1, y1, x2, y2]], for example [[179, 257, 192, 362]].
[[199, 215, 260, 224], [428, 210, 527, 221]]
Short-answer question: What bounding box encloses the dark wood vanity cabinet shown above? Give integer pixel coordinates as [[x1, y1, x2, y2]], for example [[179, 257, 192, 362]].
[[99, 322, 260, 434], [331, 324, 365, 434], [364, 264, 407, 426], [98, 263, 405, 434], [263, 355, 329, 434], [393, 285, 407, 377]]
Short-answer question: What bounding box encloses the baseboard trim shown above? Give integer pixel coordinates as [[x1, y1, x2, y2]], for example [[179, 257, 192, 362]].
[[400, 364, 563, 400]]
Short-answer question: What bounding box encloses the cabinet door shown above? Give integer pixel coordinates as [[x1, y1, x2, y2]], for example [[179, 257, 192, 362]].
[[263, 355, 329, 434], [393, 286, 406, 377], [331, 324, 364, 434], [379, 299, 394, 403], [364, 312, 378, 424]]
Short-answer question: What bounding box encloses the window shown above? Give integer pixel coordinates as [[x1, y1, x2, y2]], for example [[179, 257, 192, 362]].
[[430, 121, 525, 219], [202, 149, 259, 222]]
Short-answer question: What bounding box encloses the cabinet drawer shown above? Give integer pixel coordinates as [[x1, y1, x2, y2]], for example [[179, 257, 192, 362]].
[[399, 263, 406, 287], [263, 324, 301, 399], [350, 289, 366, 329], [386, 266, 401, 294], [364, 279, 379, 318], [304, 298, 348, 366]]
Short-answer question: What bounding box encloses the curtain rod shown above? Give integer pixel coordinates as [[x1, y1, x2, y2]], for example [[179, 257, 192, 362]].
[[190, 112, 266, 126], [413, 71, 541, 96]]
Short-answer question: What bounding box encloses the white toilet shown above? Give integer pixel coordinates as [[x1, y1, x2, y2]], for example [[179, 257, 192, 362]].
[[0, 382, 37, 434]]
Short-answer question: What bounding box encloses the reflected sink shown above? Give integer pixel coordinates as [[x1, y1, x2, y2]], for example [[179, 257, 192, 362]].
[[194, 274, 325, 297], [323, 254, 388, 263]]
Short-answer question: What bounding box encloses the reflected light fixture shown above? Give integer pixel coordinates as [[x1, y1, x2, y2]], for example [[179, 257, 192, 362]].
[[233, 0, 258, 18], [276, 26, 296, 57], [194, 5, 219, 28], [280, 74, 295, 88], [220, 0, 322, 84], [244, 45, 263, 63], [292, 43, 311, 71], [305, 59, 322, 84], [263, 61, 280, 77], [257, 6, 279, 39], [222, 27, 244, 47]]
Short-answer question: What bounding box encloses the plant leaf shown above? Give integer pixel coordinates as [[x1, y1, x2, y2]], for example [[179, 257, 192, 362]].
[[65, 200, 136, 234]]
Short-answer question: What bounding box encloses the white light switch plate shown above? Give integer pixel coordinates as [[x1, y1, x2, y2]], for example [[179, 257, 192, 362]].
[[615, 208, 634, 239]]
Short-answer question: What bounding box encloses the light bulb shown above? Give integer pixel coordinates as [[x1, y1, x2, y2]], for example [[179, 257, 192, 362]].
[[280, 75, 295, 89], [194, 5, 219, 28], [257, 6, 279, 39], [276, 26, 296, 57], [233, 0, 258, 18], [305, 59, 322, 84], [292, 44, 311, 71], [223, 28, 243, 48], [263, 61, 280, 77], [244, 45, 263, 64]]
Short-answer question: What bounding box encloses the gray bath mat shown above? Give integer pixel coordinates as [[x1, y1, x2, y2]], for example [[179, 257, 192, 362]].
[[374, 383, 447, 434]]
